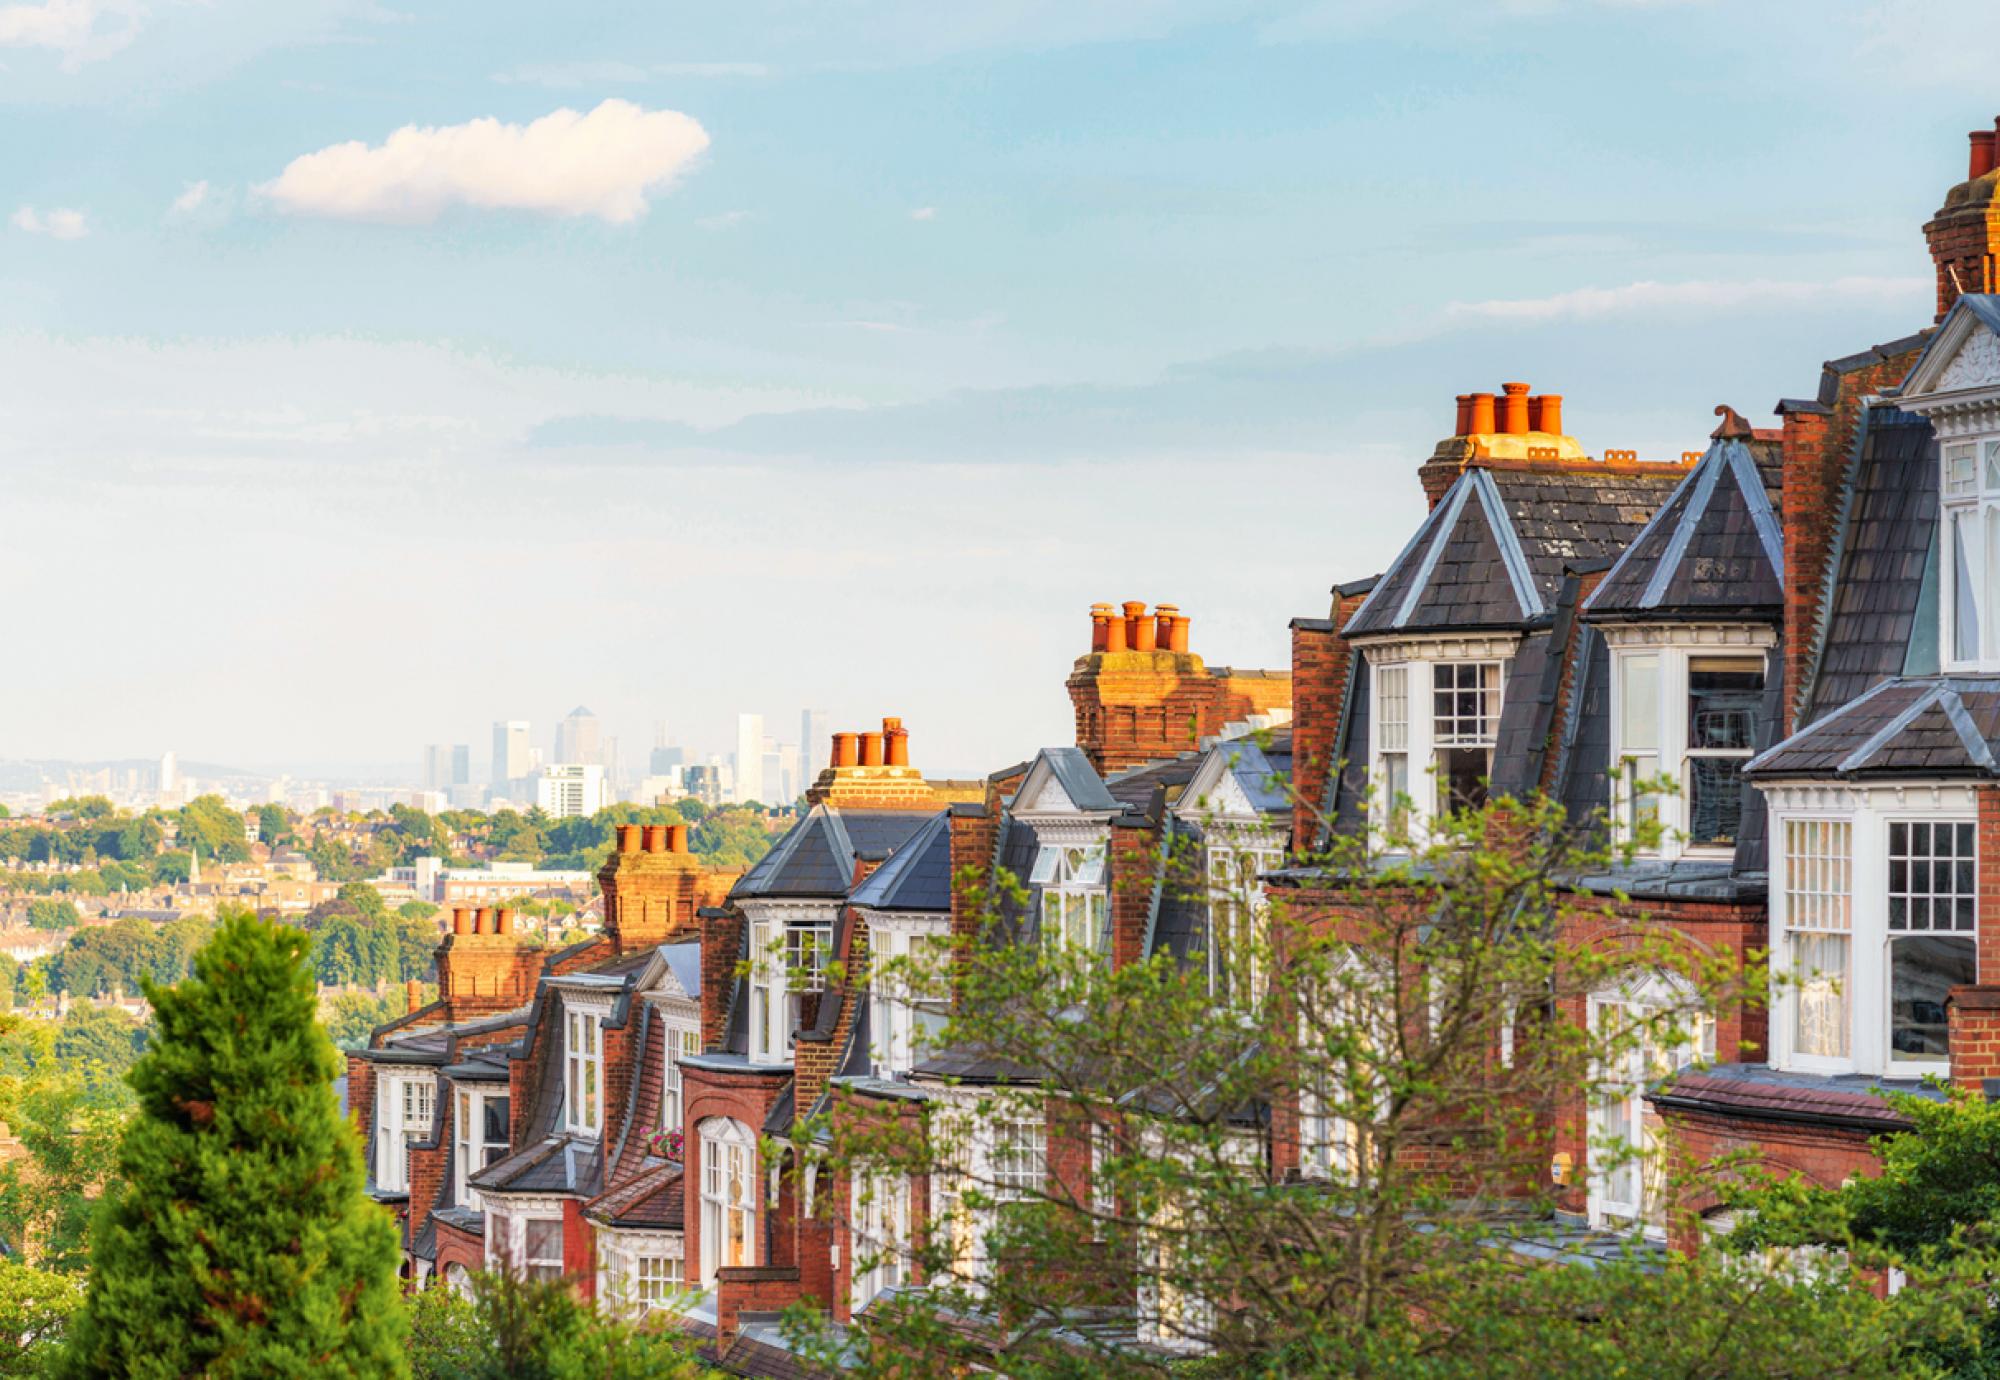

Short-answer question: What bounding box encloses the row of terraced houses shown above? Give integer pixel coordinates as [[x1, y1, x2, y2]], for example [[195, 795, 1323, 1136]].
[[350, 120, 2000, 1373]]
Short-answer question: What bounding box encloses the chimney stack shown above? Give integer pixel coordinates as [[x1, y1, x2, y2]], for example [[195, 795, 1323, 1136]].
[[833, 732, 858, 768], [1501, 382, 1531, 435], [1973, 130, 1997, 181], [860, 732, 885, 767], [642, 824, 668, 853], [1468, 392, 1497, 433], [883, 717, 910, 767], [1089, 603, 1113, 652]]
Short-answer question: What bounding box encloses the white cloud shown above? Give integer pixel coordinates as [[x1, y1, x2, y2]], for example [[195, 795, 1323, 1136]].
[[259, 99, 710, 225], [11, 205, 88, 238], [169, 179, 208, 213], [910, 206, 937, 221], [0, 0, 144, 68], [1448, 275, 1927, 321]]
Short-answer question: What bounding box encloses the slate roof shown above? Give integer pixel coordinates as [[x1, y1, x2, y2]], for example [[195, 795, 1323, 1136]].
[[1747, 676, 2000, 779], [1584, 438, 1784, 622], [731, 805, 939, 900], [471, 1134, 603, 1198], [1019, 746, 1122, 812], [848, 810, 952, 912], [583, 1161, 684, 1229], [1803, 406, 1940, 721], [1347, 465, 1684, 637], [1648, 1062, 1938, 1133]]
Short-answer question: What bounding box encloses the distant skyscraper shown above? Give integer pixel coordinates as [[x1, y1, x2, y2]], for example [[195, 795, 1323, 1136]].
[[761, 740, 784, 808], [422, 744, 447, 790], [451, 744, 470, 786], [800, 709, 828, 778], [536, 763, 610, 819], [555, 706, 602, 766], [735, 713, 765, 804], [492, 721, 531, 787], [649, 744, 686, 775], [158, 751, 177, 798]]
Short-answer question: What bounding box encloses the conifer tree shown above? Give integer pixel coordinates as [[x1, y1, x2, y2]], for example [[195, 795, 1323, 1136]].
[[61, 910, 406, 1378]]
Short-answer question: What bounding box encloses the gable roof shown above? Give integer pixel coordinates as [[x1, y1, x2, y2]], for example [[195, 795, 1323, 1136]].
[[849, 810, 952, 913], [1345, 465, 1683, 638], [1897, 293, 2000, 400], [1583, 438, 1784, 621], [1747, 676, 2000, 780], [1010, 747, 1121, 814], [730, 805, 938, 901]]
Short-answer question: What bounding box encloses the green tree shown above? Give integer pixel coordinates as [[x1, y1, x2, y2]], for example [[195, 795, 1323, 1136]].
[[254, 804, 291, 848], [45, 799, 113, 822], [25, 900, 79, 932], [0, 1259, 84, 1376], [407, 1270, 704, 1380], [60, 913, 406, 1377], [44, 921, 159, 1000], [148, 851, 191, 886], [173, 795, 250, 865], [338, 882, 388, 920], [397, 899, 439, 924]]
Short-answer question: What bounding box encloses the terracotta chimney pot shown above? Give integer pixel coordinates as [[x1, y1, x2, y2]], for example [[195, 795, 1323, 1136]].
[[1469, 392, 1497, 433], [1973, 131, 1997, 181], [1501, 382, 1531, 435], [668, 824, 691, 854], [452, 907, 470, 936], [473, 906, 493, 934], [860, 732, 885, 767], [1089, 603, 1113, 652], [883, 717, 910, 767], [405, 978, 422, 1011], [1121, 600, 1147, 650], [1169, 615, 1191, 653], [1104, 612, 1129, 652], [495, 907, 516, 935], [1153, 603, 1179, 650], [1454, 394, 1472, 435], [1535, 394, 1563, 436], [642, 824, 667, 853], [1132, 609, 1158, 652], [833, 732, 858, 768], [617, 824, 642, 854]]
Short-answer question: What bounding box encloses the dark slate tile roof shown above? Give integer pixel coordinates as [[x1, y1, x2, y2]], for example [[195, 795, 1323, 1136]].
[[848, 810, 951, 913], [1748, 677, 2000, 780], [731, 806, 938, 900], [1648, 1062, 1938, 1132], [1804, 406, 1939, 721], [1031, 746, 1122, 812], [584, 1162, 684, 1229], [1326, 650, 1372, 841], [1569, 859, 1765, 902], [1346, 465, 1683, 638], [1105, 754, 1200, 810], [471, 1134, 602, 1198], [1583, 439, 1784, 622], [1489, 630, 1556, 798], [1555, 627, 1611, 830]]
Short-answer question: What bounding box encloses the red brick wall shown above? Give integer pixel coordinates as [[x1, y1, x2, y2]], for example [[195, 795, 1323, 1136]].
[[1661, 1106, 1882, 1254], [715, 1265, 805, 1347], [406, 1079, 449, 1252], [346, 1054, 376, 1149], [433, 1216, 484, 1282], [1947, 987, 2000, 1091], [563, 1199, 596, 1299], [1289, 618, 1346, 853], [1108, 819, 1156, 971], [1923, 170, 2000, 322], [700, 909, 744, 1050], [681, 1064, 788, 1287]]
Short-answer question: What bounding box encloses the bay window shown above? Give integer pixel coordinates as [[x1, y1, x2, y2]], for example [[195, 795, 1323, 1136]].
[[660, 1021, 700, 1134], [748, 908, 836, 1064], [523, 1218, 565, 1282], [851, 1174, 911, 1310], [991, 1114, 1047, 1202], [869, 923, 951, 1077], [1770, 791, 1980, 1076], [698, 1117, 757, 1283], [635, 1254, 681, 1307], [1942, 437, 2000, 667], [1367, 647, 1508, 840], [1206, 842, 1281, 1008], [485, 1205, 569, 1281], [453, 1086, 509, 1210], [1586, 971, 1715, 1237], [1032, 844, 1107, 957], [373, 1072, 433, 1194], [563, 1004, 603, 1137], [1610, 637, 1769, 856]]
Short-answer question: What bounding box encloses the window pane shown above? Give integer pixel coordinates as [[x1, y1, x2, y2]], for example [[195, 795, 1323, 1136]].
[[1686, 756, 1745, 846], [1687, 661, 1762, 749], [1620, 655, 1660, 753], [1436, 747, 1489, 814], [1948, 443, 1978, 497], [1891, 936, 1977, 1061], [1378, 666, 1409, 751], [484, 1096, 508, 1143], [525, 1218, 563, 1264], [1955, 508, 1982, 662], [1792, 932, 1850, 1059]]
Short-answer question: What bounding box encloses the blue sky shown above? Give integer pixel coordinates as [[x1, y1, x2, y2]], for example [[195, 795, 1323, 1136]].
[[4, 0, 1997, 778]]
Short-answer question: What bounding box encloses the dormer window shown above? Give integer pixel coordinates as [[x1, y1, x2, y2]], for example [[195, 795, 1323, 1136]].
[[454, 1087, 509, 1210], [1609, 638, 1768, 857], [374, 1073, 433, 1193], [564, 1005, 603, 1137], [1032, 844, 1107, 955], [1942, 438, 2000, 667], [748, 910, 835, 1064], [1369, 651, 1506, 838]]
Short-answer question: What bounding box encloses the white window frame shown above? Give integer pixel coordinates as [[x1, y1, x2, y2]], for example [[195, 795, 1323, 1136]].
[[1205, 838, 1282, 1009], [1361, 637, 1515, 842], [697, 1116, 758, 1284], [990, 1113, 1048, 1202], [1766, 783, 1980, 1079], [563, 1001, 607, 1137], [483, 1197, 570, 1282], [850, 1173, 911, 1311], [1940, 435, 2000, 670], [594, 1228, 686, 1317], [373, 1071, 434, 1194], [746, 903, 838, 1065], [865, 913, 952, 1078], [453, 1082, 509, 1211], [1033, 842, 1108, 959], [1584, 970, 1715, 1238], [1608, 633, 1772, 859], [659, 1017, 700, 1136], [1297, 951, 1392, 1183]]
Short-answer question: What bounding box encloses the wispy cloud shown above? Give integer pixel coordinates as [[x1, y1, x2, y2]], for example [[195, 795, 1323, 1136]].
[[1447, 275, 1927, 321], [697, 209, 751, 231], [10, 205, 88, 239], [169, 179, 209, 214], [492, 58, 769, 88], [0, 0, 144, 69], [909, 206, 937, 221], [259, 99, 710, 226]]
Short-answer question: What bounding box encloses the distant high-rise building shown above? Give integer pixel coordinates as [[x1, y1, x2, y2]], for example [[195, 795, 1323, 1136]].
[[762, 742, 785, 808], [555, 706, 602, 766], [423, 744, 469, 791], [492, 721, 532, 787], [536, 763, 610, 819], [451, 744, 470, 787], [800, 709, 829, 777], [683, 763, 723, 807], [649, 744, 686, 775], [604, 736, 621, 791], [158, 751, 177, 798], [734, 713, 765, 804], [423, 745, 446, 790]]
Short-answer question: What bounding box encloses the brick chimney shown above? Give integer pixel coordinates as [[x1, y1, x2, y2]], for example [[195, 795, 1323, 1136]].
[[435, 906, 543, 1020], [598, 821, 706, 955], [803, 717, 938, 809], [1924, 120, 2000, 322]]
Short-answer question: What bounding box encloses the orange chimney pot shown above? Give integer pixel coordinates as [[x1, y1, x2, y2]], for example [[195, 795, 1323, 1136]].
[[473, 906, 493, 934], [1973, 131, 1997, 180], [495, 907, 515, 936], [1104, 611, 1129, 653], [1089, 602, 1113, 652], [1535, 394, 1563, 436], [883, 717, 910, 767], [1469, 392, 1496, 433], [1501, 382, 1531, 435], [1121, 600, 1147, 651], [668, 824, 690, 853], [642, 824, 667, 853], [1153, 603, 1178, 650], [1454, 394, 1472, 435], [451, 907, 470, 936], [833, 732, 858, 768], [860, 732, 885, 767], [617, 824, 642, 854], [1168, 615, 1190, 653]]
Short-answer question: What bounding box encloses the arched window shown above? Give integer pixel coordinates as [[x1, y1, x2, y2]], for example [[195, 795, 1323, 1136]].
[[1586, 969, 1714, 1237], [697, 1116, 757, 1284]]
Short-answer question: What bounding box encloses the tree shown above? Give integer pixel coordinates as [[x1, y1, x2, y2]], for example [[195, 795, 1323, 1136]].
[[398, 899, 439, 924], [0, 1072, 125, 1272], [149, 851, 191, 886], [254, 804, 290, 848], [45, 799, 113, 823], [59, 913, 406, 1377], [406, 1270, 704, 1380], [25, 901, 78, 932], [0, 1259, 83, 1377], [174, 796, 250, 865], [794, 786, 2000, 1378]]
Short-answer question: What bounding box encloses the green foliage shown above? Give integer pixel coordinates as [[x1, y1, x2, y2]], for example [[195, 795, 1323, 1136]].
[[321, 987, 422, 1052], [42, 918, 212, 1001], [254, 804, 290, 848], [148, 851, 191, 886], [407, 1272, 705, 1380], [0, 1260, 84, 1376], [25, 900, 78, 932], [0, 1051, 127, 1271], [399, 899, 440, 923], [173, 795, 249, 865], [44, 799, 113, 823], [59, 913, 406, 1377]]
